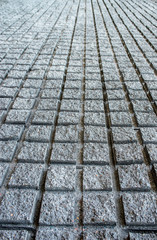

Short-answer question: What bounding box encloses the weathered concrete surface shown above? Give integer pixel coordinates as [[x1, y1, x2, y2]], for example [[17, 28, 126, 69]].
[[0, 0, 157, 239]]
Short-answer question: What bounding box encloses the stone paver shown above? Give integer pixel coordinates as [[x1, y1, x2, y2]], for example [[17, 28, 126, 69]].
[[0, 0, 157, 239]]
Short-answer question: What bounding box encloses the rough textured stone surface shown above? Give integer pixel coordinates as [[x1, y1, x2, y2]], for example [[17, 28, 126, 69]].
[[39, 192, 74, 224], [0, 230, 30, 240], [84, 143, 109, 162], [118, 164, 150, 189], [45, 165, 76, 190], [83, 166, 112, 190], [0, 163, 8, 186], [83, 193, 116, 223], [9, 163, 44, 188], [25, 125, 52, 141], [123, 192, 157, 223], [0, 189, 38, 223], [51, 143, 78, 162]]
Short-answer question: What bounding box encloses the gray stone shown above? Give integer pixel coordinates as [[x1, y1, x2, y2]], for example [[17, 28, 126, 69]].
[[55, 125, 78, 141], [84, 228, 119, 240], [0, 163, 8, 186], [84, 143, 109, 162], [107, 89, 125, 99], [83, 166, 112, 190], [41, 88, 60, 98], [51, 143, 78, 162], [58, 111, 79, 124], [28, 69, 45, 78], [85, 112, 106, 125], [136, 112, 157, 125], [0, 87, 17, 97], [129, 232, 157, 240], [141, 127, 157, 142], [12, 98, 35, 109], [23, 79, 42, 88], [0, 124, 23, 139], [18, 142, 48, 162], [0, 141, 17, 161], [85, 90, 103, 99], [112, 127, 136, 142], [123, 192, 157, 223], [9, 163, 44, 188], [39, 192, 74, 224], [0, 189, 38, 223], [6, 110, 30, 123], [109, 100, 128, 111], [1, 78, 22, 87], [36, 227, 74, 240], [147, 144, 157, 162], [37, 99, 58, 110], [61, 99, 80, 111], [110, 111, 132, 125], [114, 143, 143, 162], [25, 125, 51, 141], [85, 100, 104, 111], [63, 89, 80, 99], [0, 230, 30, 240], [0, 98, 12, 109], [45, 165, 76, 190], [84, 126, 107, 141], [83, 192, 116, 223], [132, 100, 152, 111], [44, 80, 62, 88], [18, 88, 39, 98], [32, 110, 55, 123], [118, 164, 150, 189]]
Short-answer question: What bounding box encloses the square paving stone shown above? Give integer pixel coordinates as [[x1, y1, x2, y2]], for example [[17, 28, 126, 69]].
[[84, 143, 109, 162], [45, 165, 76, 190], [44, 80, 62, 88], [107, 89, 125, 99], [0, 87, 17, 97], [0, 189, 38, 223], [58, 112, 79, 124], [2, 78, 22, 87], [6, 110, 30, 123], [37, 99, 58, 110], [36, 227, 74, 240], [61, 99, 80, 111], [25, 125, 51, 141], [114, 143, 143, 162], [51, 143, 78, 162], [0, 230, 30, 240], [18, 88, 39, 98], [118, 164, 150, 189], [141, 127, 157, 142], [12, 98, 35, 109], [0, 98, 12, 110], [108, 100, 128, 111], [23, 79, 42, 88], [112, 127, 136, 142], [132, 100, 152, 111], [85, 100, 104, 111], [41, 88, 60, 98], [110, 111, 132, 125], [9, 163, 44, 188], [85, 90, 103, 99], [129, 232, 157, 240], [18, 142, 48, 162], [85, 80, 102, 89], [28, 69, 45, 78], [55, 125, 78, 141], [146, 144, 157, 162], [39, 192, 74, 225], [84, 227, 119, 240], [84, 126, 107, 141], [136, 112, 157, 126], [63, 89, 80, 99], [83, 166, 112, 190], [0, 141, 17, 161], [0, 124, 23, 140], [123, 192, 157, 224], [0, 163, 8, 186], [85, 112, 106, 125], [32, 110, 55, 123], [83, 192, 116, 223]]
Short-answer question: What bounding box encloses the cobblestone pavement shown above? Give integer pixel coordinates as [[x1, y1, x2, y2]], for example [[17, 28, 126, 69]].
[[0, 0, 157, 239]]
